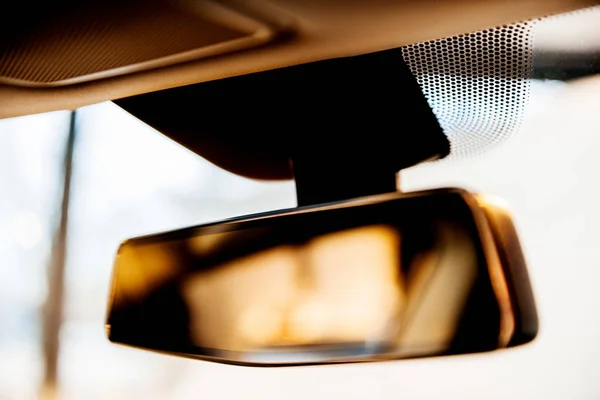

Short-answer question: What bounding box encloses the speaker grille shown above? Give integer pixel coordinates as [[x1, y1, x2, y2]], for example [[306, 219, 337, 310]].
[[0, 1, 269, 86]]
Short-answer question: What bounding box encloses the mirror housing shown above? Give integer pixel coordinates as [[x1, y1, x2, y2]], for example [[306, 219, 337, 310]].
[[106, 188, 537, 366]]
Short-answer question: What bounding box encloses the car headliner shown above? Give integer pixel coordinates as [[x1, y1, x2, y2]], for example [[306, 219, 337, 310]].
[[0, 0, 596, 120]]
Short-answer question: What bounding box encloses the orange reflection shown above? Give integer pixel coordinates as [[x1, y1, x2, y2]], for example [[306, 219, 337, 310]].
[[284, 226, 403, 344], [475, 193, 518, 347], [395, 223, 477, 356], [110, 240, 181, 307], [183, 245, 298, 350], [181, 225, 403, 351]]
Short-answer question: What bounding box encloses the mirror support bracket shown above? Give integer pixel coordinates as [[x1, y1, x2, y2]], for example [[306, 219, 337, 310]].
[[289, 49, 449, 207], [115, 47, 449, 205], [291, 153, 400, 207]]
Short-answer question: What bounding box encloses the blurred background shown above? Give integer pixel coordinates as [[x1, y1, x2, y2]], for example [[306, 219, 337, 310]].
[[1, 8, 600, 400]]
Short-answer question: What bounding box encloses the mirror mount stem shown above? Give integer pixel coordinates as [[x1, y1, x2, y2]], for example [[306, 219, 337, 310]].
[[291, 153, 399, 207], [288, 49, 450, 207]]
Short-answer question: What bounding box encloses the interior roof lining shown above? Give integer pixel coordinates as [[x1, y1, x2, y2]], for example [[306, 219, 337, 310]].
[[0, 0, 597, 120]]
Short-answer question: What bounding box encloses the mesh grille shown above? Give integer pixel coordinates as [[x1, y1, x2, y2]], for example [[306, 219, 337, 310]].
[[0, 1, 248, 85], [402, 21, 539, 159]]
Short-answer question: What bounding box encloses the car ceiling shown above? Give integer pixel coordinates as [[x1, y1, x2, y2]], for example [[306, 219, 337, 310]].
[[0, 0, 597, 120]]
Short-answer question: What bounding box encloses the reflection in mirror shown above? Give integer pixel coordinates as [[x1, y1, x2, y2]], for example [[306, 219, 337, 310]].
[[106, 189, 537, 366]]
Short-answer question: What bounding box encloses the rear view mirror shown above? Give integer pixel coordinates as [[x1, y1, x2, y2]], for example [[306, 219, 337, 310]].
[[106, 188, 537, 366]]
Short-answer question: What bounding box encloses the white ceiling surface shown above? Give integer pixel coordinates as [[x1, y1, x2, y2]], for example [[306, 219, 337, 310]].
[[83, 77, 600, 399]]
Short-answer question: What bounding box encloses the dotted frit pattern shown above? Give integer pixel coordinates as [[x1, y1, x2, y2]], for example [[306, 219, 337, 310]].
[[401, 21, 539, 159]]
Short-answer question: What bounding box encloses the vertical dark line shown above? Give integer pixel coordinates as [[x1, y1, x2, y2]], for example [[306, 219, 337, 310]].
[[41, 111, 77, 400]]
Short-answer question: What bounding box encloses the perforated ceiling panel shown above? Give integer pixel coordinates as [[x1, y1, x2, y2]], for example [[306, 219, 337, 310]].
[[401, 21, 539, 159], [0, 0, 277, 86]]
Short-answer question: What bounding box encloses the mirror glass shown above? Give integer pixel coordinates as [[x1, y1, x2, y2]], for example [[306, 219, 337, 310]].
[[106, 189, 536, 366]]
